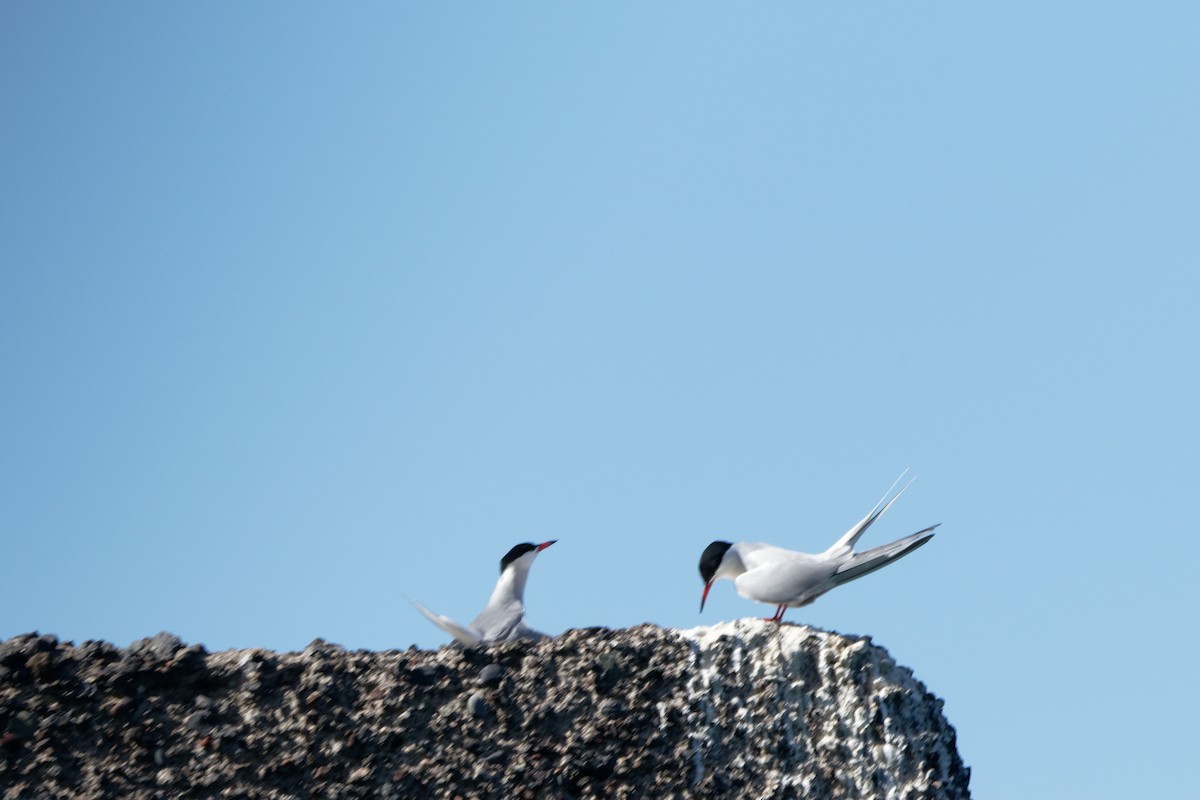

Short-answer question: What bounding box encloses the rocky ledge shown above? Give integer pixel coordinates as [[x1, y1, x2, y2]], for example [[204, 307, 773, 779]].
[[0, 621, 969, 799]]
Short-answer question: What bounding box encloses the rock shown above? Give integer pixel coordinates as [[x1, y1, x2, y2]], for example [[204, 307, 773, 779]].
[[0, 634, 33, 669], [579, 753, 616, 779], [169, 643, 207, 673], [598, 698, 626, 719], [7, 711, 37, 739], [26, 651, 55, 681], [0, 623, 970, 798], [128, 632, 185, 662], [590, 651, 624, 694], [303, 639, 345, 659], [478, 664, 504, 687], [466, 692, 492, 720], [183, 710, 210, 731], [76, 640, 119, 661], [102, 696, 134, 717], [407, 664, 438, 685]]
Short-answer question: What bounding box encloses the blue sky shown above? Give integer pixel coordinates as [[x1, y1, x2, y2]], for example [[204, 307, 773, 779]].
[[2, 3, 1197, 797]]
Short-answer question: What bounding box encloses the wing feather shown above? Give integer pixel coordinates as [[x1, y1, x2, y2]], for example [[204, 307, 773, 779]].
[[833, 526, 938, 585], [825, 472, 914, 557], [410, 599, 484, 646]]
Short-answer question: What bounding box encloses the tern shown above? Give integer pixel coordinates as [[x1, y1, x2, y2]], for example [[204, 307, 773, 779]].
[[698, 475, 938, 622], [412, 540, 556, 645]]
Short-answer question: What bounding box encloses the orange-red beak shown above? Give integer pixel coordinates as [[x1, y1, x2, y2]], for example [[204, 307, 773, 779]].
[[700, 580, 714, 613], [536, 540, 556, 551]]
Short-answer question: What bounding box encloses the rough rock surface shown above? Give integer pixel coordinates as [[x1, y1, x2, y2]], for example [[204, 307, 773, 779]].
[[0, 622, 969, 799]]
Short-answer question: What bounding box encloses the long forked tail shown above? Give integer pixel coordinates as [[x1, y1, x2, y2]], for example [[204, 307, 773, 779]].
[[832, 525, 939, 586], [410, 599, 484, 646], [824, 471, 915, 558]]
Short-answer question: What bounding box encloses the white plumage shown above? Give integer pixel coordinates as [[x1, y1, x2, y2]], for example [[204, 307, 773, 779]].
[[412, 541, 555, 645], [699, 475, 938, 621]]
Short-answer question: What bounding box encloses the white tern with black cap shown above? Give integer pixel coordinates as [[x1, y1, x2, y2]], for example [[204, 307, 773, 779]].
[[412, 540, 556, 645], [698, 474, 938, 622]]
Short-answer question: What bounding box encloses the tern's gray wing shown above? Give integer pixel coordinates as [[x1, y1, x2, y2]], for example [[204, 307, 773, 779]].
[[411, 599, 484, 646], [501, 620, 549, 642], [470, 600, 545, 643], [833, 525, 938, 586]]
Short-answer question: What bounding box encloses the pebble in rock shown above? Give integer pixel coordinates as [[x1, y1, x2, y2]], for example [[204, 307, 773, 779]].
[[8, 711, 37, 739], [478, 664, 504, 687], [184, 711, 210, 731], [467, 692, 493, 721], [134, 632, 185, 661], [599, 698, 627, 719], [408, 664, 438, 686]]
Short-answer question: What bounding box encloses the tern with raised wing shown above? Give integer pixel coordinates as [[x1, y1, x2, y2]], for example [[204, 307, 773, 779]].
[[412, 540, 556, 645], [698, 475, 938, 622]]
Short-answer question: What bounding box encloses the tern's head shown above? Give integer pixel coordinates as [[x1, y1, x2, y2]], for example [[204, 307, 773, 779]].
[[698, 541, 734, 612], [500, 540, 556, 574]]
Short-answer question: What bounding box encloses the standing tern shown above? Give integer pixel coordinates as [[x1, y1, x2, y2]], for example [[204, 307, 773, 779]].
[[412, 540, 556, 645], [698, 475, 938, 622]]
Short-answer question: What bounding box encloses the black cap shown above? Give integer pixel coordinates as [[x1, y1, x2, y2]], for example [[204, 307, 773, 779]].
[[699, 541, 733, 583], [500, 543, 539, 574]]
